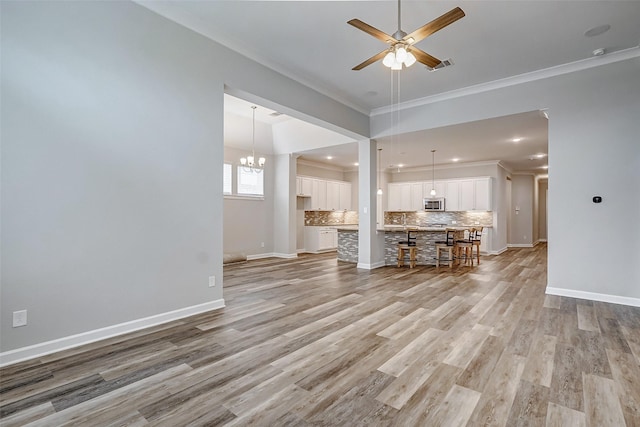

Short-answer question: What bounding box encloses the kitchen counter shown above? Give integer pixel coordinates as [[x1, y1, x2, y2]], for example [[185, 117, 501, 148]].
[[337, 225, 490, 266]]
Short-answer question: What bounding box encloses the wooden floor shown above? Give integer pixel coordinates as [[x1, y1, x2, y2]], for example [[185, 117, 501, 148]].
[[2, 244, 640, 426]]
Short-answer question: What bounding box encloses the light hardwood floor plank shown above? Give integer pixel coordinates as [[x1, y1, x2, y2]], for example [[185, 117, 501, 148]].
[[2, 245, 640, 426]]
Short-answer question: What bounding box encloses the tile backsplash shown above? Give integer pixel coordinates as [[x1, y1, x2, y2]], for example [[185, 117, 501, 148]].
[[384, 211, 493, 227], [305, 210, 359, 226]]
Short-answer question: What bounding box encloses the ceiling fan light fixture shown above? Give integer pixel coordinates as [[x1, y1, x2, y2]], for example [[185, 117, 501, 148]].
[[404, 51, 416, 67], [383, 51, 395, 67], [391, 59, 402, 70], [395, 46, 408, 63]]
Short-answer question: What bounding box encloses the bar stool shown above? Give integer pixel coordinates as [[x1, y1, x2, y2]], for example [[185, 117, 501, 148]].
[[397, 244, 417, 268], [435, 229, 456, 268], [456, 228, 475, 266], [471, 226, 483, 265]]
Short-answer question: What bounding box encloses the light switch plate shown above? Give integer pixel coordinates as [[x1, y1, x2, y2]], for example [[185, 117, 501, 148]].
[[13, 310, 27, 327]]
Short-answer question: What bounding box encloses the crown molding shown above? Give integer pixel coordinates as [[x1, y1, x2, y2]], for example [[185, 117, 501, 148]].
[[389, 160, 501, 174], [297, 158, 347, 173], [371, 46, 640, 117]]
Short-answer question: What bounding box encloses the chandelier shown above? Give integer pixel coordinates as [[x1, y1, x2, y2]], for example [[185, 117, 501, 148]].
[[240, 105, 265, 173]]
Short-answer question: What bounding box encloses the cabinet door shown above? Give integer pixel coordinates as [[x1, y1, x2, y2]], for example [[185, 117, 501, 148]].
[[445, 181, 460, 211], [399, 184, 412, 211], [296, 177, 302, 195], [459, 180, 475, 211], [388, 183, 403, 211], [315, 180, 328, 210], [410, 183, 424, 211], [326, 181, 340, 210], [474, 178, 491, 211], [301, 177, 313, 196], [339, 183, 351, 210], [319, 230, 332, 250]]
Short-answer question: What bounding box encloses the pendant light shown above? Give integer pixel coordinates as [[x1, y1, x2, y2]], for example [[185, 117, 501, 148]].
[[377, 148, 383, 195], [430, 149, 437, 196], [240, 106, 266, 173]]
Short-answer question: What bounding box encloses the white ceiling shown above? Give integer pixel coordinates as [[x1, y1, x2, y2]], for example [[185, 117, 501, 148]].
[[142, 1, 640, 173]]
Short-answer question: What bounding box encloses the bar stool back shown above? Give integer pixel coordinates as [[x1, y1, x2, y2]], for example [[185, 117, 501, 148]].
[[434, 229, 456, 268], [471, 226, 483, 264], [456, 228, 475, 266]]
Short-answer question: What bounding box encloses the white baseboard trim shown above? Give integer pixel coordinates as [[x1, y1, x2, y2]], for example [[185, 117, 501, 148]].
[[357, 261, 386, 270], [546, 287, 640, 308], [491, 246, 509, 255], [507, 243, 534, 248], [246, 252, 298, 260], [273, 252, 299, 259], [0, 299, 225, 368]]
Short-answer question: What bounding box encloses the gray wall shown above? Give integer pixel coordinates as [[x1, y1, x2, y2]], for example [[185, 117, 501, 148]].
[[371, 55, 640, 300], [223, 146, 275, 257], [538, 180, 548, 241], [296, 163, 345, 181], [510, 175, 535, 246], [1, 1, 368, 353]]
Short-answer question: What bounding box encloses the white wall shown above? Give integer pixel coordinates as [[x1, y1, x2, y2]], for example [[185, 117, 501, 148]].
[[223, 146, 275, 257], [297, 162, 345, 181], [510, 175, 535, 246], [1, 1, 369, 357], [538, 180, 548, 241], [372, 54, 640, 302]]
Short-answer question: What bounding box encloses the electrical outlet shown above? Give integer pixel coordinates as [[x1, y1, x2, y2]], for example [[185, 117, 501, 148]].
[[13, 310, 27, 327], [452, 220, 457, 224], [208, 276, 215, 288], [261, 242, 265, 248], [475, 221, 480, 225]]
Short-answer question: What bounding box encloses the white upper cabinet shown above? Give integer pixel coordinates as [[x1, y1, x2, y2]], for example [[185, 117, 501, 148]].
[[339, 182, 351, 211], [327, 181, 340, 210], [410, 183, 424, 211], [473, 178, 492, 211], [445, 181, 461, 211], [300, 177, 313, 196], [459, 180, 475, 211], [298, 176, 352, 211], [388, 183, 412, 211]]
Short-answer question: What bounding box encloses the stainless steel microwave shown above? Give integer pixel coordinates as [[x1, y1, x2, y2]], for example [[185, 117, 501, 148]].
[[424, 197, 445, 211]]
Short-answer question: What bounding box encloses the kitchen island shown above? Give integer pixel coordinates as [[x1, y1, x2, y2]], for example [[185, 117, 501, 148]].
[[336, 226, 473, 266]]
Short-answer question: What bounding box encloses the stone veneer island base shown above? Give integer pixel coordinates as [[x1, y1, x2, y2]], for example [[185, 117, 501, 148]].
[[336, 227, 468, 266]]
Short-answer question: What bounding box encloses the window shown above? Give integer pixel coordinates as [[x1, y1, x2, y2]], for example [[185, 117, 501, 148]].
[[237, 168, 264, 196], [223, 163, 232, 194]]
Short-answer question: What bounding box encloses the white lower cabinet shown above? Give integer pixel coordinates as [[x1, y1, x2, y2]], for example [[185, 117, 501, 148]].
[[304, 227, 338, 252]]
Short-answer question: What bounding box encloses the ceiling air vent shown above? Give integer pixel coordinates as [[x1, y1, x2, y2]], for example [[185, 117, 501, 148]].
[[426, 58, 454, 72]]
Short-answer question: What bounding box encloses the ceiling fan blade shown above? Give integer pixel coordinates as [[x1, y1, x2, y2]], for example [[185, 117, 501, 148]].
[[348, 19, 395, 44], [403, 7, 465, 44], [409, 47, 441, 68], [352, 50, 388, 71]]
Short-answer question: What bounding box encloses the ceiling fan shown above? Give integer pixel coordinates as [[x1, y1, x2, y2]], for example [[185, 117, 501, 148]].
[[348, 0, 465, 70]]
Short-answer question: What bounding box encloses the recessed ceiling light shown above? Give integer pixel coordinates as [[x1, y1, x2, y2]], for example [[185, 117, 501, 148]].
[[536, 153, 546, 158], [592, 48, 606, 57], [452, 158, 460, 162], [512, 138, 522, 143], [354, 162, 359, 166], [326, 156, 333, 160], [541, 165, 549, 169], [584, 24, 610, 38], [397, 164, 404, 168]]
